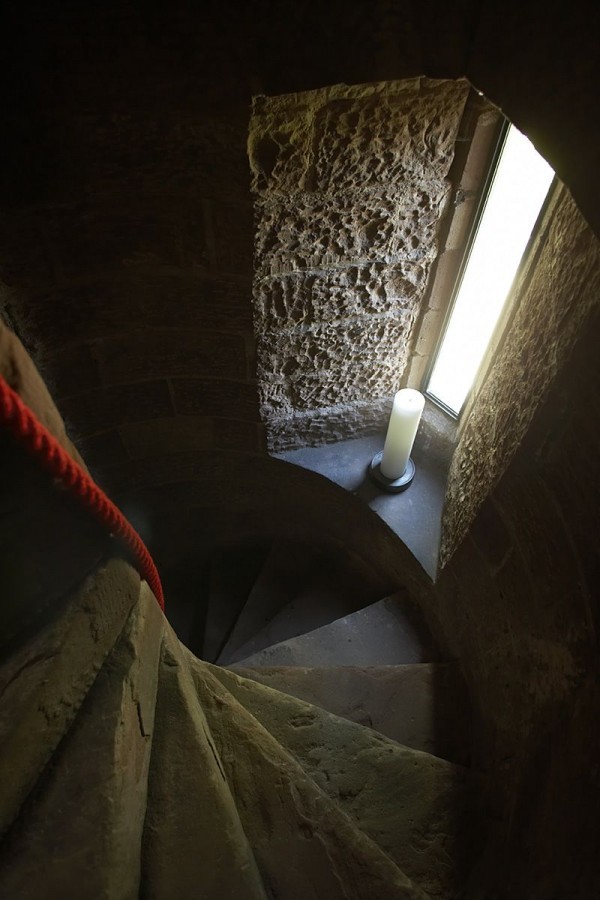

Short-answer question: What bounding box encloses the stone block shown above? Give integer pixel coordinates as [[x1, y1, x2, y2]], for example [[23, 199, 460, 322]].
[[194, 659, 432, 900], [255, 183, 447, 274], [213, 417, 265, 453], [75, 429, 128, 469], [310, 79, 469, 194], [259, 317, 412, 412], [42, 202, 213, 281], [0, 580, 162, 899], [96, 329, 248, 384], [254, 262, 427, 329], [265, 399, 392, 452], [0, 560, 141, 838], [249, 92, 315, 195], [250, 79, 470, 450], [58, 380, 173, 438], [230, 594, 440, 667], [250, 78, 468, 197], [233, 662, 471, 765], [136, 273, 254, 332], [171, 378, 261, 422], [143, 633, 267, 900], [118, 416, 213, 460], [37, 341, 103, 400]]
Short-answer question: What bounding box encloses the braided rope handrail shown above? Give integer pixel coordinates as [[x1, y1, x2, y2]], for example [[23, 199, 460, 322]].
[[0, 374, 164, 611]]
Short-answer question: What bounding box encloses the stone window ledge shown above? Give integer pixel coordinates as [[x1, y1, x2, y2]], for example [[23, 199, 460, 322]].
[[273, 397, 456, 580]]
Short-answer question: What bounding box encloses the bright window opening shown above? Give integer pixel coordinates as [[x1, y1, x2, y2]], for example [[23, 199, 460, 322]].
[[426, 124, 555, 416]]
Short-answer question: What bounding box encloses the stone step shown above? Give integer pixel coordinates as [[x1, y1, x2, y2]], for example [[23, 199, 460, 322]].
[[193, 653, 436, 900], [209, 662, 476, 900], [225, 554, 379, 665], [231, 662, 471, 766], [202, 544, 269, 662], [231, 594, 440, 668], [217, 540, 322, 664]]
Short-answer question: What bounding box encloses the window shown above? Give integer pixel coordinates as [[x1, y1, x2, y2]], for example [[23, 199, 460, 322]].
[[426, 124, 555, 416]]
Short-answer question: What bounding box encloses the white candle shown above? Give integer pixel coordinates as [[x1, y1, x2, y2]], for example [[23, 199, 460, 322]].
[[380, 389, 425, 480]]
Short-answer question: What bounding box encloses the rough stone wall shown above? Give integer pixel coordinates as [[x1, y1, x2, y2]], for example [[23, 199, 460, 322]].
[[440, 186, 600, 565], [251, 79, 469, 449]]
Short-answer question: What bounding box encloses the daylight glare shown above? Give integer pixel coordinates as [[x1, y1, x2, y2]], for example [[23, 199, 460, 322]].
[[427, 124, 555, 415]]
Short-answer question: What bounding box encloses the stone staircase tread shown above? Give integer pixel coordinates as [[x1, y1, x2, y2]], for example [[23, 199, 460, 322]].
[[231, 594, 440, 669], [193, 655, 436, 899], [230, 661, 471, 766], [209, 662, 475, 900], [202, 545, 269, 662], [217, 540, 323, 664], [226, 560, 379, 664]]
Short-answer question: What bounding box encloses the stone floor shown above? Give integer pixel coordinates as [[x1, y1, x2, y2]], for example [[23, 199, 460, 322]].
[[275, 432, 447, 579], [229, 593, 439, 668]]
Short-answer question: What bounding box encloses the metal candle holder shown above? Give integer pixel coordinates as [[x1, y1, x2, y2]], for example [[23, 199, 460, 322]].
[[368, 451, 415, 493]]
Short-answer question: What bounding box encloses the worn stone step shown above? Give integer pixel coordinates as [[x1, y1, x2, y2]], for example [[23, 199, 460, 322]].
[[202, 544, 269, 662], [0, 560, 142, 840], [0, 563, 159, 898], [209, 662, 476, 900], [188, 650, 433, 900], [217, 540, 323, 664], [231, 662, 471, 766], [231, 594, 440, 668], [225, 555, 380, 665]]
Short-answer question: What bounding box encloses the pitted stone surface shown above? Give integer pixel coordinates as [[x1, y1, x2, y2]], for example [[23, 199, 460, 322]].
[[255, 186, 447, 275], [265, 398, 393, 451], [259, 316, 413, 413], [251, 78, 469, 449], [265, 398, 392, 452], [250, 79, 469, 197], [254, 263, 429, 329]]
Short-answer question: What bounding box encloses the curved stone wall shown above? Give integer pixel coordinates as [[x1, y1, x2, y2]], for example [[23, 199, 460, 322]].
[[429, 310, 600, 896], [0, 3, 599, 896]]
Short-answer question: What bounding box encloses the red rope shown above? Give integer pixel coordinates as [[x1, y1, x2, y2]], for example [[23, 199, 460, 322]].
[[0, 374, 165, 611]]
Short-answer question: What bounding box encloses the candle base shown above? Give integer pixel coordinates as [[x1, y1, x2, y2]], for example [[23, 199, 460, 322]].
[[368, 452, 415, 493]]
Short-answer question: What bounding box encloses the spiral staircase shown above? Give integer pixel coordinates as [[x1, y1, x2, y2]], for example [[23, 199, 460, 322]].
[[170, 537, 472, 770], [160, 537, 476, 898], [0, 322, 479, 899], [0, 540, 478, 900]]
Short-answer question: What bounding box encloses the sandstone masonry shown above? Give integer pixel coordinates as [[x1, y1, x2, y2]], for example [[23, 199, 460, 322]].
[[250, 78, 469, 450]]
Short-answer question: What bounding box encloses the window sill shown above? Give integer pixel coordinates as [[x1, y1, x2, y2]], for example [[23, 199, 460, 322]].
[[273, 400, 455, 581]]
